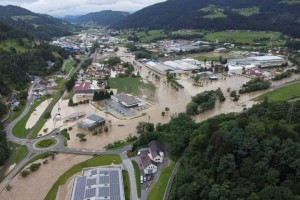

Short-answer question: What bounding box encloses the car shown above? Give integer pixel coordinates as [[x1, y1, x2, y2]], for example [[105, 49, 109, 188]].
[[147, 175, 151, 181], [143, 176, 146, 182], [140, 176, 143, 184]]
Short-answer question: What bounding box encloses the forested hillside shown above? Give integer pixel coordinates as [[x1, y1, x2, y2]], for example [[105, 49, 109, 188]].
[[0, 21, 68, 97], [113, 0, 300, 37], [133, 99, 300, 199], [0, 5, 79, 40], [65, 10, 130, 26]]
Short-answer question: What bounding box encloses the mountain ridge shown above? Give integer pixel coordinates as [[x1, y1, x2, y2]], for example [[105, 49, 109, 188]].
[[0, 5, 80, 40], [63, 10, 130, 26], [112, 0, 300, 37]]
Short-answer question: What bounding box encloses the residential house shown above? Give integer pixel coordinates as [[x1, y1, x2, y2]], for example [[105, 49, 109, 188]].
[[140, 152, 158, 175]]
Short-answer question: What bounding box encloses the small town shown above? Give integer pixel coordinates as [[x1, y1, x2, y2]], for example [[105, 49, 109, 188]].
[[1, 1, 300, 200]]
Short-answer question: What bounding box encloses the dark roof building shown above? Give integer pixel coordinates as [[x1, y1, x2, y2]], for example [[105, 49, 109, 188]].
[[140, 152, 158, 175], [149, 140, 164, 163]]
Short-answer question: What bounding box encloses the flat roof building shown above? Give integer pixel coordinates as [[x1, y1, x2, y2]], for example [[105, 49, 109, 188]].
[[227, 55, 286, 74], [78, 114, 105, 131], [111, 94, 139, 108], [71, 166, 125, 200]]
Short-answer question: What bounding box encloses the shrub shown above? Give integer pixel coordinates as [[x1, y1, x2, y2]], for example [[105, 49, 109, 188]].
[[20, 170, 30, 178]]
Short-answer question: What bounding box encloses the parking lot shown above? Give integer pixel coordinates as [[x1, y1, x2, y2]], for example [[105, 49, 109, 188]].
[[104, 99, 151, 119]]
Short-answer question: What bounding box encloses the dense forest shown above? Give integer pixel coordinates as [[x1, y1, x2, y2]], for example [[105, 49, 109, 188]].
[[113, 0, 300, 37], [133, 99, 300, 199], [0, 5, 79, 40]]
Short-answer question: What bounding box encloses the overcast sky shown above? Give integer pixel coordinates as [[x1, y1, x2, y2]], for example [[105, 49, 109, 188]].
[[0, 0, 166, 17]]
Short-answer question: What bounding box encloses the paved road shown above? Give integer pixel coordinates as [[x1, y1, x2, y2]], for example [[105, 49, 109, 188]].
[[121, 152, 140, 200]]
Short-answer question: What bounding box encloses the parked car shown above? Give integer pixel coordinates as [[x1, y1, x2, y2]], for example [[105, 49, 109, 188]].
[[143, 176, 146, 182], [140, 176, 143, 184]]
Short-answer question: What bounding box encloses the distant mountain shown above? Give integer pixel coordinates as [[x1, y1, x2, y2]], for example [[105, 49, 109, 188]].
[[65, 10, 130, 26], [0, 5, 80, 40], [112, 0, 300, 37]]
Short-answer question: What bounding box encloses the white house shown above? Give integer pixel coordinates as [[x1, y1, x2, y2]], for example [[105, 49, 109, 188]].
[[140, 152, 158, 175], [148, 140, 164, 163]]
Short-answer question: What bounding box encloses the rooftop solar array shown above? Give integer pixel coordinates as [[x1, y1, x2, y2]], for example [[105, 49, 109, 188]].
[[71, 167, 124, 200]]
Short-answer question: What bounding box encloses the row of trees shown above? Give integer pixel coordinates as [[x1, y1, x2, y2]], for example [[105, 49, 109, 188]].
[[93, 90, 114, 101]]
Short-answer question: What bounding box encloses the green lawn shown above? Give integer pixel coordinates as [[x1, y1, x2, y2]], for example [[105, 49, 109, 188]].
[[63, 91, 75, 100], [64, 60, 76, 75], [122, 170, 131, 200], [204, 30, 281, 44], [10, 104, 25, 122], [109, 77, 156, 100], [15, 145, 29, 164], [131, 160, 141, 197], [45, 155, 121, 200], [148, 161, 175, 200], [12, 95, 51, 138], [257, 82, 300, 102], [35, 138, 57, 148]]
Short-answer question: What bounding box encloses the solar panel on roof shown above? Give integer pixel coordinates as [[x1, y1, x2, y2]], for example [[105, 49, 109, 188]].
[[99, 175, 109, 184], [86, 178, 96, 186], [98, 187, 109, 197], [85, 188, 96, 199]]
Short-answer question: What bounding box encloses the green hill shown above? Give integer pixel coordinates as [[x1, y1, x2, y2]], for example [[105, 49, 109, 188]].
[[65, 10, 130, 26], [0, 5, 80, 40], [112, 0, 300, 37]]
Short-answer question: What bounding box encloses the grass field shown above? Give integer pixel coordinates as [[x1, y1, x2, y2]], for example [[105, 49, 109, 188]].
[[122, 170, 131, 200], [45, 155, 121, 200], [257, 81, 300, 102], [0, 40, 28, 53], [64, 60, 76, 75], [131, 160, 141, 197], [10, 104, 25, 122], [63, 91, 75, 100], [109, 77, 156, 101], [12, 95, 51, 138], [203, 12, 227, 19], [15, 145, 29, 164], [236, 7, 260, 16], [204, 30, 281, 44], [147, 161, 175, 200], [35, 138, 57, 148]]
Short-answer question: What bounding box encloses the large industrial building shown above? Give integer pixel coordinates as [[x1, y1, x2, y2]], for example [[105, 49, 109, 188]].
[[145, 59, 202, 74], [71, 166, 125, 200], [227, 56, 286, 74], [78, 114, 105, 131]]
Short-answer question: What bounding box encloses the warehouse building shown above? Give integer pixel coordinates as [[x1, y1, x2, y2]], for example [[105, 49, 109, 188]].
[[71, 166, 125, 200], [78, 114, 105, 131], [227, 55, 286, 74], [145, 59, 201, 75]]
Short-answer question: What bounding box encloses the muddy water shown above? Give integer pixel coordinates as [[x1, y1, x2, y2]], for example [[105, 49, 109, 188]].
[[26, 98, 52, 129], [39, 47, 300, 150]]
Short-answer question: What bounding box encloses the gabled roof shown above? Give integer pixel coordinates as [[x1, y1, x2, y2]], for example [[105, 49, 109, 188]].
[[149, 140, 164, 159], [140, 152, 156, 168]]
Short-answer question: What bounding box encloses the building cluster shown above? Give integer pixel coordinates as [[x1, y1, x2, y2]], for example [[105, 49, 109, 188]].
[[227, 55, 286, 74], [139, 140, 164, 176], [78, 114, 106, 131]]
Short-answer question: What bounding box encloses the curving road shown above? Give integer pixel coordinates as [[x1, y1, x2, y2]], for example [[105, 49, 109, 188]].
[[0, 52, 140, 200]]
